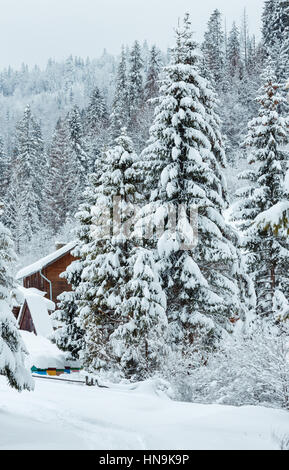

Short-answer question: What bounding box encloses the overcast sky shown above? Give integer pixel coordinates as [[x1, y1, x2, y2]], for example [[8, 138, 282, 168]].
[[0, 0, 265, 69]]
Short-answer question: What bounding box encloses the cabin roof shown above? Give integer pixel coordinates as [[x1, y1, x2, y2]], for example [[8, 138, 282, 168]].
[[17, 286, 55, 338], [16, 241, 77, 280]]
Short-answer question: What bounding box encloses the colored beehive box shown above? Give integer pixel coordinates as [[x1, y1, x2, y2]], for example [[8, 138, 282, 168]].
[[31, 366, 47, 375]]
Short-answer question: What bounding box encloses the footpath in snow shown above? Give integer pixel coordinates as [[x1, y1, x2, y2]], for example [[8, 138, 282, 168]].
[[0, 376, 288, 450]]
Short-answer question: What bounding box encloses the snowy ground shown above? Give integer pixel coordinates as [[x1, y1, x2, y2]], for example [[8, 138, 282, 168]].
[[0, 375, 288, 450]]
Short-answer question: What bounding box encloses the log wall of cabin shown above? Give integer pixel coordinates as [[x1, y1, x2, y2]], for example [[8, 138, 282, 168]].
[[23, 252, 75, 306], [23, 271, 45, 291], [43, 252, 75, 304]]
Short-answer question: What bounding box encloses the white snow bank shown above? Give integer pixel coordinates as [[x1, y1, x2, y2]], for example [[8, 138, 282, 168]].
[[132, 378, 174, 400], [95, 377, 174, 399], [0, 408, 85, 450], [0, 375, 288, 450]]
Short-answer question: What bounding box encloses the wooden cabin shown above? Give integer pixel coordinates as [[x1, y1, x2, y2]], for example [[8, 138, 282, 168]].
[[16, 242, 77, 306]]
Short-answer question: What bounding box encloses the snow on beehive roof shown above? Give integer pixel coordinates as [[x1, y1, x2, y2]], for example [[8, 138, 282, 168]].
[[16, 241, 77, 280], [20, 331, 67, 370]]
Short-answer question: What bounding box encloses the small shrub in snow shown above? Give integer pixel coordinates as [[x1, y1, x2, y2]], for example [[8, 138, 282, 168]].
[[187, 321, 289, 410]]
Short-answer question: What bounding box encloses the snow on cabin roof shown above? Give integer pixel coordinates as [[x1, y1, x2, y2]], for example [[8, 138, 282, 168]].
[[16, 241, 77, 280], [17, 286, 55, 338], [12, 287, 45, 307]]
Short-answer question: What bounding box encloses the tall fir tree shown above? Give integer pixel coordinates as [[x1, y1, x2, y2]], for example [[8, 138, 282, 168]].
[[140, 14, 241, 355], [45, 118, 80, 234], [50, 172, 102, 359], [67, 105, 90, 176], [128, 41, 144, 123], [84, 87, 109, 171], [134, 45, 162, 152], [144, 45, 161, 102], [226, 22, 242, 80], [262, 0, 289, 102], [4, 105, 44, 251], [201, 9, 225, 90], [0, 137, 9, 203], [262, 1, 279, 51], [75, 130, 168, 377], [76, 131, 139, 372], [233, 63, 289, 318], [85, 86, 109, 136], [110, 47, 130, 140], [240, 9, 250, 70]]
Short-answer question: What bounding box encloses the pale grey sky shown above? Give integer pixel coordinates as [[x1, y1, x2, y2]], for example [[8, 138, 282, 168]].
[[0, 0, 265, 69]]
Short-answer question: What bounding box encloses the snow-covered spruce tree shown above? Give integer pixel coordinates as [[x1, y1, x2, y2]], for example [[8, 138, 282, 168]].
[[45, 118, 80, 234], [50, 171, 102, 360], [110, 47, 130, 140], [144, 45, 162, 103], [139, 14, 241, 357], [0, 213, 34, 391], [12, 105, 45, 198], [263, 0, 289, 53], [110, 247, 168, 381], [267, 20, 289, 84], [262, 0, 278, 51], [67, 105, 90, 178], [85, 86, 109, 135], [233, 63, 289, 318], [128, 41, 144, 123], [76, 130, 141, 373], [125, 41, 145, 152], [262, 1, 289, 114], [249, 164, 289, 249], [76, 130, 168, 378], [130, 45, 163, 152], [277, 26, 289, 86], [51, 258, 84, 360], [3, 169, 35, 253], [201, 9, 226, 91], [85, 87, 110, 168], [0, 137, 9, 202], [220, 26, 263, 161], [226, 22, 242, 80], [4, 105, 44, 252], [31, 117, 46, 212]]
